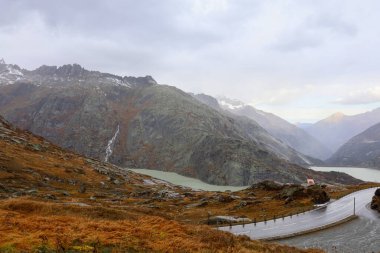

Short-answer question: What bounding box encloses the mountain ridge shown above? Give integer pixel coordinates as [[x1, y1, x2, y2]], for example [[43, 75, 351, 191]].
[[0, 62, 359, 186], [327, 122, 380, 168], [213, 96, 332, 160], [300, 108, 380, 154]]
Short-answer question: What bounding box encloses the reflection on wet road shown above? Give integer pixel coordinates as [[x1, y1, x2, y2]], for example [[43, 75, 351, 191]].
[[219, 187, 379, 252], [219, 188, 376, 240], [278, 211, 380, 252]]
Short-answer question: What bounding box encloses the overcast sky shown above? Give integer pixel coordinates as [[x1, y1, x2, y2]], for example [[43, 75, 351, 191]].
[[1, 0, 380, 123]]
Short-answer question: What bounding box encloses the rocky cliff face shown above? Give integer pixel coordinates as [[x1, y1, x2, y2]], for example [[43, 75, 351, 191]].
[[327, 122, 380, 168], [0, 61, 361, 186]]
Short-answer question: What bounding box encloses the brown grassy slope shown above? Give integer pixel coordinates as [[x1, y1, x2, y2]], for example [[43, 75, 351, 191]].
[[0, 199, 323, 253], [0, 115, 372, 252]]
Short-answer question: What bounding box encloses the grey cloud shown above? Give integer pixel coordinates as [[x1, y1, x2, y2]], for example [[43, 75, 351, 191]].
[[334, 88, 380, 105], [272, 32, 323, 52], [272, 11, 357, 52], [1, 0, 380, 122]]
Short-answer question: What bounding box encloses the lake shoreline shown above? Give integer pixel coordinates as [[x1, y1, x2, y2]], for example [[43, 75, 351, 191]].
[[310, 166, 380, 183]]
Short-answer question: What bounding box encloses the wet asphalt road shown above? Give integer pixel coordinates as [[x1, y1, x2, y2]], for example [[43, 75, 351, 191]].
[[218, 187, 378, 241], [278, 213, 380, 253]]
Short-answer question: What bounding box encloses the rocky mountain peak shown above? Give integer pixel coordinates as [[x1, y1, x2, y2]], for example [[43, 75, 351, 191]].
[[34, 64, 87, 78], [34, 65, 59, 75], [324, 112, 346, 123], [57, 64, 86, 77], [27, 63, 157, 88], [192, 93, 221, 110], [0, 61, 24, 85], [122, 75, 157, 87]]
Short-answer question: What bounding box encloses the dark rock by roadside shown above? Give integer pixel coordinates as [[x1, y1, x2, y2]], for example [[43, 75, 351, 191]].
[[307, 185, 330, 204], [276, 185, 307, 200], [275, 184, 330, 204], [206, 216, 251, 225], [371, 188, 380, 212]]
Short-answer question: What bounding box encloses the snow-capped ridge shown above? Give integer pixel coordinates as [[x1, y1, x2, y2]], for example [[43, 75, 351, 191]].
[[7, 65, 24, 76], [0, 61, 25, 85], [0, 62, 157, 89], [217, 96, 246, 110]]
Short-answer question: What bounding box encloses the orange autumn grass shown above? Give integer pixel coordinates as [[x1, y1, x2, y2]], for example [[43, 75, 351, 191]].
[[0, 198, 322, 253]]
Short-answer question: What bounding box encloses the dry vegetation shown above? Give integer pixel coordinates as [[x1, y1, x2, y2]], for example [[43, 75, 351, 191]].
[[327, 182, 380, 199], [0, 116, 377, 252], [0, 199, 324, 253]]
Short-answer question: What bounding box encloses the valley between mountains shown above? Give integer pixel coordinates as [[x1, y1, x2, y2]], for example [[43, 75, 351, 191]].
[[1, 61, 380, 252]]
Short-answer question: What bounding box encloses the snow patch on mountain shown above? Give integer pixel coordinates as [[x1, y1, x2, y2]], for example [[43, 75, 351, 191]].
[[7, 65, 24, 76], [217, 97, 246, 110], [0, 63, 25, 85]]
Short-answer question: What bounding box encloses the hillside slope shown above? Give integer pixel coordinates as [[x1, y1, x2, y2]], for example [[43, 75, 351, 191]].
[[1, 115, 330, 252], [0, 61, 357, 186], [327, 122, 380, 168]]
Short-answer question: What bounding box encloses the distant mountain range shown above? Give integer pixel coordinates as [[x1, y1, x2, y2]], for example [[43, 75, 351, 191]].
[[216, 97, 332, 160], [327, 122, 380, 168], [0, 60, 358, 186], [299, 110, 380, 153]]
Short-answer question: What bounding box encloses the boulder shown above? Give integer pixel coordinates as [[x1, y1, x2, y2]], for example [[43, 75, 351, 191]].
[[307, 185, 330, 204], [207, 216, 251, 225], [78, 183, 87, 194], [375, 188, 380, 197], [275, 184, 330, 204], [153, 190, 182, 199], [250, 180, 284, 191], [44, 194, 57, 200], [215, 194, 235, 203], [276, 185, 307, 200], [234, 200, 258, 209], [371, 188, 380, 212], [185, 201, 208, 209]]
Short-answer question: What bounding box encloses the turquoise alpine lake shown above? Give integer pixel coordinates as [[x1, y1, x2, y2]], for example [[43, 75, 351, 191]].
[[128, 168, 248, 192], [311, 166, 380, 182]]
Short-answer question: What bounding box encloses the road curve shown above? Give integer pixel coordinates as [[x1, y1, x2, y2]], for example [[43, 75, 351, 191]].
[[218, 187, 377, 240]]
